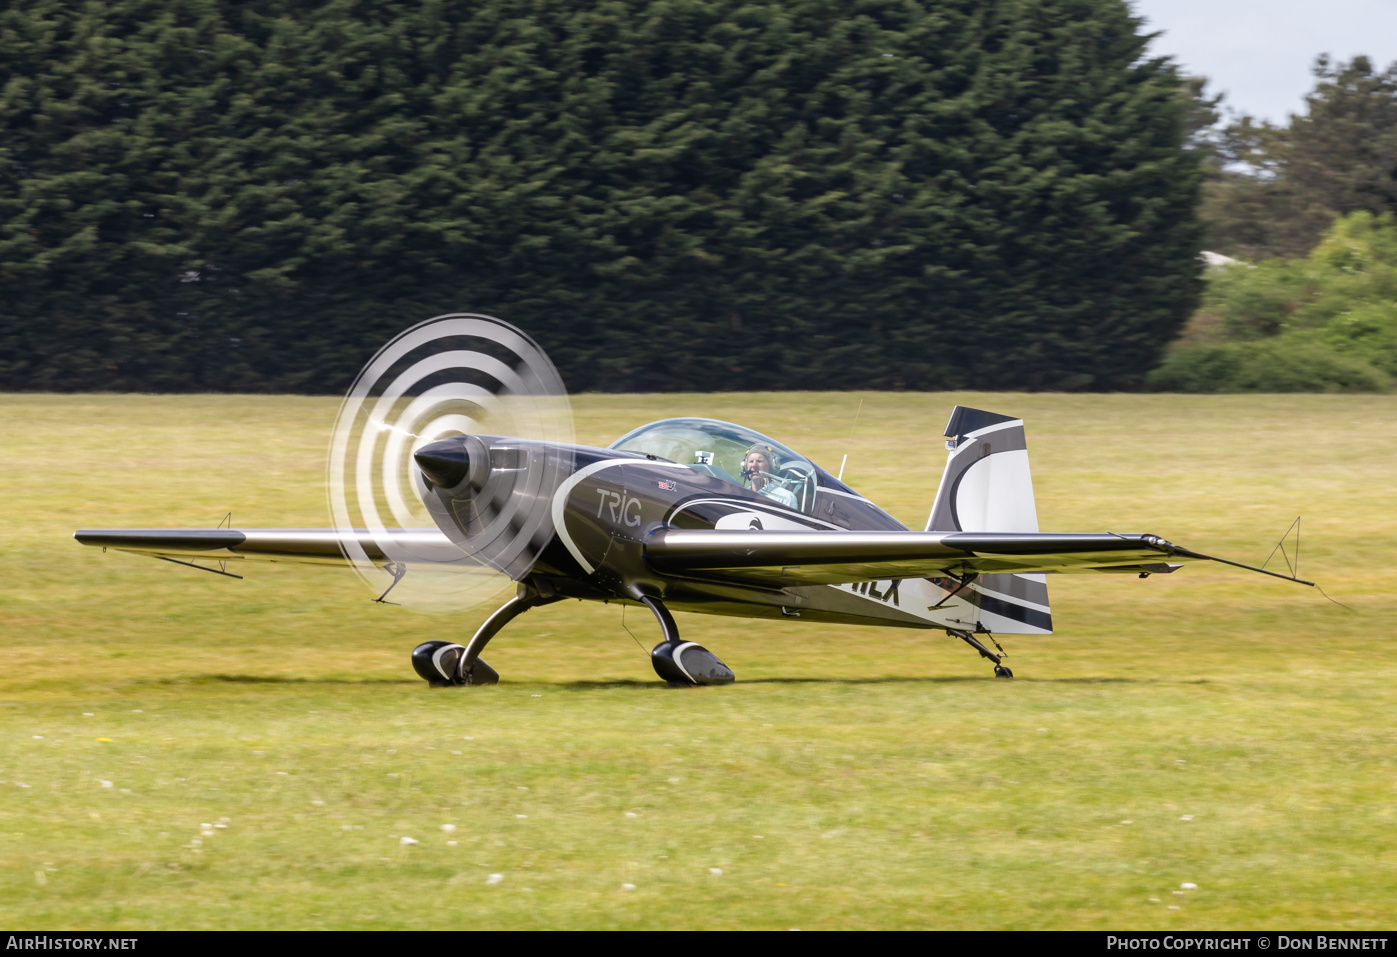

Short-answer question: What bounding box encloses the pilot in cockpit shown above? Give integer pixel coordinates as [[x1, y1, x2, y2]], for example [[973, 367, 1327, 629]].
[[741, 444, 800, 510]]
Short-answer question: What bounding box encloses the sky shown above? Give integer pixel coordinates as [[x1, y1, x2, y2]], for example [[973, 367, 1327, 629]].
[[1130, 0, 1397, 124]]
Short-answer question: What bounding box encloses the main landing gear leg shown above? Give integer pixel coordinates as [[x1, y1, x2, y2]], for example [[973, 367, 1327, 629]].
[[411, 583, 562, 687], [641, 596, 735, 687], [948, 627, 1013, 679]]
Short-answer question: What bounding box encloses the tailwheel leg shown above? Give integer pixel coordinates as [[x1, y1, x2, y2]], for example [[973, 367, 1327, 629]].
[[410, 582, 561, 687], [949, 628, 1013, 679], [640, 596, 734, 687]]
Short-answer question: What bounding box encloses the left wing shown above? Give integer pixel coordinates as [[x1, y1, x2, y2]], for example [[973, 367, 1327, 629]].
[[644, 528, 1234, 586], [74, 528, 463, 567]]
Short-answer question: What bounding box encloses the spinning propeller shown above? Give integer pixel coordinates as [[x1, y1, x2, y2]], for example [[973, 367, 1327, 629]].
[[327, 314, 574, 614]]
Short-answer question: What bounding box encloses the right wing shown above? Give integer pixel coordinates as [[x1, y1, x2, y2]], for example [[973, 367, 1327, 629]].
[[644, 528, 1212, 586], [73, 528, 465, 567]]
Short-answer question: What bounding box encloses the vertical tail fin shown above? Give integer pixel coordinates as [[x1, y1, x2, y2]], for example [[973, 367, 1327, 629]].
[[927, 406, 1051, 634], [926, 407, 1039, 534]]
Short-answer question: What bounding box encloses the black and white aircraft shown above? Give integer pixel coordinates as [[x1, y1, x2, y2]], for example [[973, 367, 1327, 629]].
[[74, 315, 1311, 687]]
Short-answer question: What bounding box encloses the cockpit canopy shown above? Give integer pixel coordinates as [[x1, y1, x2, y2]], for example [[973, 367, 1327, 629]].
[[610, 417, 823, 514]]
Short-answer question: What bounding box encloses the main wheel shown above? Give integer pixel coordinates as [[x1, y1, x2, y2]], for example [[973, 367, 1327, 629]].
[[411, 640, 501, 686], [651, 641, 735, 686]]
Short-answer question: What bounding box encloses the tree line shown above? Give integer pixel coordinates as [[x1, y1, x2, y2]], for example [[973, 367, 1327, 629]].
[[1195, 56, 1397, 263], [0, 0, 1204, 394], [1154, 57, 1397, 392]]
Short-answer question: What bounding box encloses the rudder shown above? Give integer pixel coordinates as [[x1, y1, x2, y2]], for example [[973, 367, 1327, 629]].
[[926, 406, 1051, 634]]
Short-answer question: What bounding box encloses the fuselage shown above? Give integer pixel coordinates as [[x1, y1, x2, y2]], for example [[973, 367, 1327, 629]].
[[418, 418, 1050, 635]]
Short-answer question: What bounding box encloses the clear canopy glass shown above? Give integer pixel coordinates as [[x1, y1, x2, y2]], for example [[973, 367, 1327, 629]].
[[609, 417, 819, 514]]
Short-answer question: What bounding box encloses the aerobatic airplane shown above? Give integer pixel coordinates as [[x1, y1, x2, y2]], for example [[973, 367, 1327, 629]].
[[74, 315, 1311, 687]]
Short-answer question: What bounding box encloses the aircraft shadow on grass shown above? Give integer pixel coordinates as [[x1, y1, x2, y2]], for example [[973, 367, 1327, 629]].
[[145, 673, 1205, 689], [546, 675, 1206, 688], [151, 674, 420, 686]]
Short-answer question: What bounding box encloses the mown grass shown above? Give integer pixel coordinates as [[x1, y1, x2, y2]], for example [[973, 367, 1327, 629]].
[[1, 392, 1394, 929]]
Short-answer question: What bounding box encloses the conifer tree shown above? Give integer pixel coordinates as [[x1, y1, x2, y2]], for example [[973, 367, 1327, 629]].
[[0, 0, 1204, 393]]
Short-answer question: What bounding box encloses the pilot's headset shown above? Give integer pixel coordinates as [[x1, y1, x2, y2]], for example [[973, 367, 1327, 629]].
[[740, 443, 780, 481]]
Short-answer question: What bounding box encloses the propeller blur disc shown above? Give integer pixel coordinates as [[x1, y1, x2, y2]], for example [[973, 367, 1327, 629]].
[[327, 314, 573, 613]]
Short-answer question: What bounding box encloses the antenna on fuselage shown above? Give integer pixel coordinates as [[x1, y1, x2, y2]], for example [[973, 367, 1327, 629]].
[[837, 398, 864, 482]]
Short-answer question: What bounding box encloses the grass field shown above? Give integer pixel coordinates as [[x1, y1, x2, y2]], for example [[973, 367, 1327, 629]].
[[1, 392, 1395, 930]]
